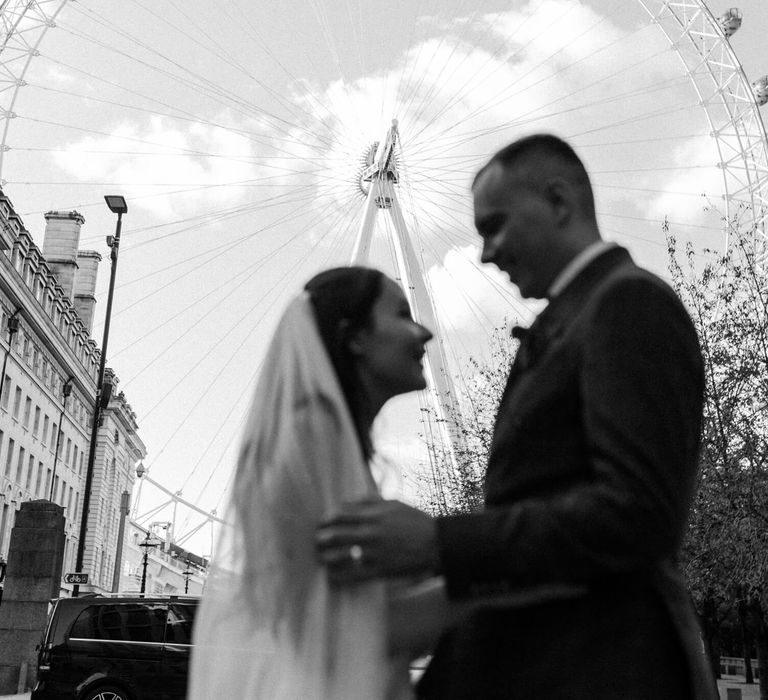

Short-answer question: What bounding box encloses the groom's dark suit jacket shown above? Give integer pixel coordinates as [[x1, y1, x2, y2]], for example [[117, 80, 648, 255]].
[[419, 246, 717, 699]]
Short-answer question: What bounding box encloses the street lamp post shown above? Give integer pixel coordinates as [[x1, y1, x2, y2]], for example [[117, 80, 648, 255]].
[[49, 378, 73, 501], [139, 530, 159, 596], [73, 195, 127, 597], [182, 560, 193, 594]]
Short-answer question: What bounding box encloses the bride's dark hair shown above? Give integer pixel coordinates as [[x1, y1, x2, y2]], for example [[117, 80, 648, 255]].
[[305, 266, 384, 460]]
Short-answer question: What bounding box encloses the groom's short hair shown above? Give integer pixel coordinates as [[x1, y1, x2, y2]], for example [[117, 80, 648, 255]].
[[474, 134, 596, 220]]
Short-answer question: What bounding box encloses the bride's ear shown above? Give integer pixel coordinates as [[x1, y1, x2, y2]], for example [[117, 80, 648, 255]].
[[338, 319, 368, 357]]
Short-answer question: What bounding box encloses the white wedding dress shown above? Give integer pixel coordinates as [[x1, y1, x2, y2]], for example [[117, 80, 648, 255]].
[[188, 293, 412, 699]]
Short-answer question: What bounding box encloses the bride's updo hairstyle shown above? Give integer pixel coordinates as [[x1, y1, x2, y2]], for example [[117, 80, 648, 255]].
[[305, 266, 384, 460]]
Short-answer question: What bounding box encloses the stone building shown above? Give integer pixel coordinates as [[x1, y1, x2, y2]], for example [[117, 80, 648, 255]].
[[0, 190, 145, 596]]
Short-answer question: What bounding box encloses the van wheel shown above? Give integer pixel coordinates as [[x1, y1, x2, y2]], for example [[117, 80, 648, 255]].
[[82, 685, 131, 700]]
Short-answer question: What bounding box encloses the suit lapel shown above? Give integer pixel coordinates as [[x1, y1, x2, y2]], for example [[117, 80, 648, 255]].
[[502, 246, 633, 402]]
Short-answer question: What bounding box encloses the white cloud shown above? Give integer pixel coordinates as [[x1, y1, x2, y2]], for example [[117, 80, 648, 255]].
[[51, 114, 266, 219]]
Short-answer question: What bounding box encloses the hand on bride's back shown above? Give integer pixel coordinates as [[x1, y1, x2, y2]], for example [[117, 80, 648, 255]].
[[316, 499, 439, 584]]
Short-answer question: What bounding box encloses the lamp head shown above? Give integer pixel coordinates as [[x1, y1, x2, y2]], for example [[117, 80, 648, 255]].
[[104, 195, 128, 215], [136, 461, 145, 478]]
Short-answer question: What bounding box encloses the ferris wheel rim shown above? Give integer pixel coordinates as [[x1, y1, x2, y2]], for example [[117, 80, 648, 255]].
[[636, 0, 768, 256]]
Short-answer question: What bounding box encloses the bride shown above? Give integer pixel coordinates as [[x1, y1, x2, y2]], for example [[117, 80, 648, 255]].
[[188, 266, 434, 699]]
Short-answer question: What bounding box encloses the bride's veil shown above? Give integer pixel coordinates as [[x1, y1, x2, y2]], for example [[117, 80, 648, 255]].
[[188, 293, 391, 699]]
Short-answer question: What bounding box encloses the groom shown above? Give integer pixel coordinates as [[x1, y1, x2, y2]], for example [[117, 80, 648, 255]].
[[317, 134, 717, 699]]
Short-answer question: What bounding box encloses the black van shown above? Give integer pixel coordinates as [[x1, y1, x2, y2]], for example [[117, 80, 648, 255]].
[[31, 595, 199, 700]]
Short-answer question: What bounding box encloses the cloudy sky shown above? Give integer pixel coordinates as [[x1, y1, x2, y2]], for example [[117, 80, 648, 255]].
[[2, 0, 766, 554]]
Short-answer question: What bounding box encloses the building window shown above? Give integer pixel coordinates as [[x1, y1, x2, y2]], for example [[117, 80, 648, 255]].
[[65, 438, 71, 465], [0, 377, 10, 410], [4, 439, 14, 476], [22, 396, 31, 429], [44, 468, 51, 501], [51, 422, 58, 453], [15, 447, 25, 484], [12, 387, 21, 420], [25, 454, 33, 491], [35, 461, 43, 498], [114, 430, 119, 445], [42, 415, 49, 445], [33, 406, 40, 436]]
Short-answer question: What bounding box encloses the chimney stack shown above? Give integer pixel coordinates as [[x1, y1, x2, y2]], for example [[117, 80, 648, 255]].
[[74, 250, 102, 334], [43, 211, 85, 300]]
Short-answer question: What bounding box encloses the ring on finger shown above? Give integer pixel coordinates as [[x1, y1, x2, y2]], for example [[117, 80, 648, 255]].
[[349, 544, 363, 565]]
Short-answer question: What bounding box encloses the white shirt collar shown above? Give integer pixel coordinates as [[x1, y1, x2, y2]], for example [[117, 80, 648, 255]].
[[547, 240, 617, 299]]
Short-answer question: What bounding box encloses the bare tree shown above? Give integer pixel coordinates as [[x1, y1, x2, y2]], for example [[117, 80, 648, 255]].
[[669, 235, 768, 694]]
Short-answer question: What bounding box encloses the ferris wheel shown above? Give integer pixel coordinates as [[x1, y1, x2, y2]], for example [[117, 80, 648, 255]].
[[0, 0, 765, 546]]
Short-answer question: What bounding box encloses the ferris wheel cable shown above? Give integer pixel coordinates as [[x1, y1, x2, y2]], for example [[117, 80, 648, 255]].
[[175, 355, 290, 512], [342, 0, 368, 90], [174, 202, 358, 497], [116, 192, 361, 378], [403, 0, 579, 135], [107, 197, 326, 281], [110, 180, 332, 251], [399, 0, 509, 132], [133, 271, 297, 428], [417, 223, 525, 320], [105, 193, 340, 336], [32, 53, 334, 156], [15, 164, 337, 218], [567, 100, 698, 140], [140, 211, 355, 468], [593, 181, 725, 198], [305, 0, 370, 131], [16, 113, 331, 171], [140, 0, 259, 81], [406, 1, 590, 141], [112, 195, 363, 359], [403, 219, 501, 334], [80, 179, 348, 255], [131, 0, 346, 144], [84, 199, 314, 282], [16, 85, 315, 162], [599, 224, 717, 259], [599, 209, 720, 233], [58, 9, 336, 145], [398, 193, 526, 315], [219, 2, 336, 129], [405, 29, 672, 162], [405, 1, 622, 149], [398, 0, 543, 134], [11, 142, 347, 167], [406, 69, 692, 162]]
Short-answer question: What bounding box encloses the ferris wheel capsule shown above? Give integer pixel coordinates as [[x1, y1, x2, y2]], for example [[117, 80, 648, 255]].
[[718, 8, 742, 38], [752, 76, 768, 107]]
